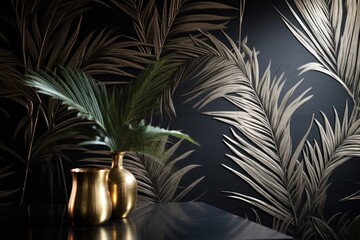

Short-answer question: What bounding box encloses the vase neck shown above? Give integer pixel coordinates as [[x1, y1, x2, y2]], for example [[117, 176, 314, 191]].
[[112, 151, 125, 168]]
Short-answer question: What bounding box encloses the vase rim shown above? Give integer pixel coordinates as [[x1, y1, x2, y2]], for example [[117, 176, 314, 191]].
[[112, 151, 126, 156], [71, 167, 110, 173]]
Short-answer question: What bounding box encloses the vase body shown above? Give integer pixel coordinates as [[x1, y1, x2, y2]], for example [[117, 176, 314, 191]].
[[108, 152, 137, 218], [68, 168, 112, 225]]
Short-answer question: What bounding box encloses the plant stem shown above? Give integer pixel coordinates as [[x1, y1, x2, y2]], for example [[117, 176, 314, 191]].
[[36, 1, 57, 70], [20, 100, 40, 206]]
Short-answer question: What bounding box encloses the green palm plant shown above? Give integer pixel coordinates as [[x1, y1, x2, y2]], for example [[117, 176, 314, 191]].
[[26, 59, 198, 158]]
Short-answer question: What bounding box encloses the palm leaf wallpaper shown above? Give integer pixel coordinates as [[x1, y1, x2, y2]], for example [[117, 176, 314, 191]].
[[0, 0, 359, 239]]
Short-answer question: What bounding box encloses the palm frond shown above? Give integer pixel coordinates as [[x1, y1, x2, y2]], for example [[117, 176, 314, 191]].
[[104, 0, 236, 59], [69, 29, 152, 78], [98, 0, 237, 117], [174, 30, 313, 235], [12, 0, 92, 69], [341, 188, 360, 201], [125, 139, 204, 203], [119, 58, 174, 123], [278, 0, 360, 102], [310, 216, 339, 240], [302, 103, 360, 216], [26, 68, 109, 129], [0, 160, 21, 205]]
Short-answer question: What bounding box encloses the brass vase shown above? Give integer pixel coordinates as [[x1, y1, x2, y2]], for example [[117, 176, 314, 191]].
[[68, 168, 112, 225], [108, 152, 137, 218]]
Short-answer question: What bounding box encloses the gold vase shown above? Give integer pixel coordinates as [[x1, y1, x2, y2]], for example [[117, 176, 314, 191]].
[[108, 152, 137, 218], [68, 168, 112, 225]]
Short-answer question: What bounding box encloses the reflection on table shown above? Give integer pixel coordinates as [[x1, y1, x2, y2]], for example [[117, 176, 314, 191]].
[[0, 202, 293, 240]]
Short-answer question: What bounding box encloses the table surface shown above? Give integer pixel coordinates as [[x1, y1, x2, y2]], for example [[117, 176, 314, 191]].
[[0, 202, 293, 240]]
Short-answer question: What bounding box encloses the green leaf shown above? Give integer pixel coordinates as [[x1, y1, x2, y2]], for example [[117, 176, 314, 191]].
[[26, 60, 198, 155]]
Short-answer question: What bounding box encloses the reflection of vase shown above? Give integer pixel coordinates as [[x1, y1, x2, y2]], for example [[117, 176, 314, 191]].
[[68, 168, 112, 225], [110, 218, 137, 240], [67, 226, 112, 240], [108, 152, 137, 218], [67, 218, 137, 240]]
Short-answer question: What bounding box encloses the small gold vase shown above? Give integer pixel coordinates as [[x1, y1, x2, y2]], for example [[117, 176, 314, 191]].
[[108, 152, 137, 218], [68, 168, 112, 225]]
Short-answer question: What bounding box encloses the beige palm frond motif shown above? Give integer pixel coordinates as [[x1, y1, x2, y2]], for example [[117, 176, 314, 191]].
[[302, 104, 360, 217], [101, 0, 237, 116], [175, 30, 314, 236], [104, 0, 236, 59], [278, 0, 360, 103], [299, 103, 360, 239], [124, 139, 204, 203]]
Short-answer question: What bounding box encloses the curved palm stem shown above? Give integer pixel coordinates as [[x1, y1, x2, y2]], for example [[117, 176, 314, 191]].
[[20, 99, 40, 206]]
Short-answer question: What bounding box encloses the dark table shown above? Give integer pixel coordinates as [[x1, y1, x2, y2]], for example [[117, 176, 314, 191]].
[[0, 202, 293, 239]]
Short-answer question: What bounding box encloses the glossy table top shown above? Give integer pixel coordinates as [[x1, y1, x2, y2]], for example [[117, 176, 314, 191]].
[[0, 202, 293, 239]]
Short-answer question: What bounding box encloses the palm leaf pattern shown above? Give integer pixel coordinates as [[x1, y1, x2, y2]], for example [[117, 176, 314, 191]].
[[0, 0, 103, 204], [101, 0, 237, 116], [104, 0, 236, 59], [175, 0, 360, 237], [302, 104, 360, 216], [286, 103, 360, 240], [174, 29, 313, 236], [278, 0, 360, 238], [124, 140, 204, 203], [278, 0, 360, 103]]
